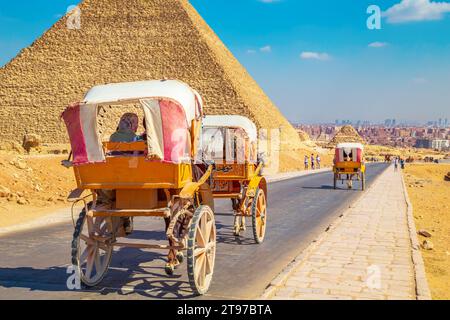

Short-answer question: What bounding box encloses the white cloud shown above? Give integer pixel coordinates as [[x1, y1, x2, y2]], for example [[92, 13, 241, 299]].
[[246, 49, 256, 54], [260, 45, 272, 53], [258, 0, 281, 3], [300, 51, 331, 61], [384, 0, 450, 23], [412, 77, 428, 83], [368, 41, 389, 48]]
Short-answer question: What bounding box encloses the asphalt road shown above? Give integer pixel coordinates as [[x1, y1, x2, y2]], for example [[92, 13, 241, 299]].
[[0, 163, 388, 300]]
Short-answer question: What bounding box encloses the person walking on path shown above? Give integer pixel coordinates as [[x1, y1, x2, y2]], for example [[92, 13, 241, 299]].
[[310, 154, 315, 170], [316, 154, 321, 169], [394, 157, 398, 171], [400, 158, 405, 170], [304, 155, 309, 170]]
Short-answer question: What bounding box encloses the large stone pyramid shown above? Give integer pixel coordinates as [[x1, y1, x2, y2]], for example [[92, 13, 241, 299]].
[[0, 0, 301, 150]]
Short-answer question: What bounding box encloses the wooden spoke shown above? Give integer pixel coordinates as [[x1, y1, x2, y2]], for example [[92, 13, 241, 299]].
[[80, 234, 95, 246], [196, 225, 206, 248], [85, 248, 95, 279], [206, 220, 214, 243], [80, 245, 93, 263], [194, 247, 206, 257]]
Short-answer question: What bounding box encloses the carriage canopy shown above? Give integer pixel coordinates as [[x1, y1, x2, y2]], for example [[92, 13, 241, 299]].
[[202, 115, 258, 163], [335, 143, 364, 163], [62, 80, 203, 166]]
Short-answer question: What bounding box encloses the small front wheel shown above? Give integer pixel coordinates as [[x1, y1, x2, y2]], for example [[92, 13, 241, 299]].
[[187, 205, 216, 295], [251, 188, 267, 244]]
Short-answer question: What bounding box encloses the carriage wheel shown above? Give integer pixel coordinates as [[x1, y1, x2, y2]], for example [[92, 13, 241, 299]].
[[361, 172, 366, 191], [187, 205, 216, 295], [251, 188, 267, 244], [71, 207, 113, 287]]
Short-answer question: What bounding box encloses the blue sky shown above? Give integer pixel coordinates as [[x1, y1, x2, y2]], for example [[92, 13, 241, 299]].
[[1, 0, 449, 123]]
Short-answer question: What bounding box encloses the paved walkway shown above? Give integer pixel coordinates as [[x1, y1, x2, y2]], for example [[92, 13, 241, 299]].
[[267, 167, 427, 300]]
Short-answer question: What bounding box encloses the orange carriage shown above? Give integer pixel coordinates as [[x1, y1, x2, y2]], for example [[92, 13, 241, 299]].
[[333, 143, 366, 191], [202, 115, 268, 243], [61, 80, 216, 295]]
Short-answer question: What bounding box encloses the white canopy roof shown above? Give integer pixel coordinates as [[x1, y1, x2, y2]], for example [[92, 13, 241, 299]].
[[336, 143, 364, 150], [203, 115, 258, 142], [82, 80, 201, 123]]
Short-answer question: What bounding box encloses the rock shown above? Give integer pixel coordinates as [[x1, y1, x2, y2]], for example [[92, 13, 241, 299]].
[[421, 240, 434, 250], [0, 185, 10, 198], [23, 134, 41, 152], [16, 191, 24, 197], [418, 229, 432, 238], [12, 159, 27, 170], [11, 142, 25, 154], [17, 197, 27, 205]]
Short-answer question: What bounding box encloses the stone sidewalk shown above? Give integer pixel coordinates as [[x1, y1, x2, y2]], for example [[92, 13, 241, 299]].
[[265, 167, 431, 300]]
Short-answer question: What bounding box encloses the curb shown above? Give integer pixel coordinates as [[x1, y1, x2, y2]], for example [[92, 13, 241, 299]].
[[400, 173, 432, 300], [260, 165, 389, 300], [0, 207, 72, 237]]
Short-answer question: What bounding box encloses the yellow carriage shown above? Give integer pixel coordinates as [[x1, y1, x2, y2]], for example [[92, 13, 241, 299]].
[[202, 115, 268, 243], [62, 80, 216, 295], [333, 143, 366, 191]]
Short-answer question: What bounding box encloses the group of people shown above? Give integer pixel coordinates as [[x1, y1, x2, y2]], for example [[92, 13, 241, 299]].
[[393, 157, 405, 171], [304, 154, 321, 170]]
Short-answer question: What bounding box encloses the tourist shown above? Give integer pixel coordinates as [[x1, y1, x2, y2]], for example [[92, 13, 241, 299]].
[[304, 155, 309, 170], [316, 154, 321, 169], [311, 154, 315, 170], [394, 157, 398, 171], [110, 113, 139, 142]]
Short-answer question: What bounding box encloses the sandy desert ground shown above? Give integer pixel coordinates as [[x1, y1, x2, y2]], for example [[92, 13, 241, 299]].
[[0, 151, 75, 228], [404, 164, 450, 300]]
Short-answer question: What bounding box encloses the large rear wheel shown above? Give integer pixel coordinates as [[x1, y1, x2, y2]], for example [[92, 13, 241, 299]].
[[187, 205, 216, 295], [71, 208, 113, 287], [251, 188, 267, 244]]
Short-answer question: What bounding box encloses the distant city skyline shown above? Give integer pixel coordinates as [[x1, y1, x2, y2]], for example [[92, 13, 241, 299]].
[[294, 117, 449, 126], [1, 0, 450, 122]]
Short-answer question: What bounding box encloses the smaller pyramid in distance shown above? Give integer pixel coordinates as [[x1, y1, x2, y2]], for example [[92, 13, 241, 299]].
[[328, 125, 365, 147]]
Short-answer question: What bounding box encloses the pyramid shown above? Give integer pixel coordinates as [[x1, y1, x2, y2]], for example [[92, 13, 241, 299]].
[[0, 0, 301, 151], [328, 125, 365, 147]]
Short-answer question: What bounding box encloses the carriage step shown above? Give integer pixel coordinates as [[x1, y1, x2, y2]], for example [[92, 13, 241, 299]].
[[88, 208, 170, 217], [212, 193, 242, 199], [113, 242, 184, 250]]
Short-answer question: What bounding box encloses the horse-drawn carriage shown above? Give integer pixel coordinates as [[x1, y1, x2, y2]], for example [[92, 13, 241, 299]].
[[62, 80, 216, 295], [202, 115, 268, 243], [333, 143, 366, 190]]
